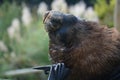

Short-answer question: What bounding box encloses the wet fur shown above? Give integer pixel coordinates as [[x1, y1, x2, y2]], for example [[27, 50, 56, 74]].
[[46, 12, 120, 80]]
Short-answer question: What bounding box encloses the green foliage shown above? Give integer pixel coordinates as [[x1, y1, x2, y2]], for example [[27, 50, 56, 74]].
[[0, 2, 21, 39], [0, 2, 50, 80], [13, 20, 50, 65], [95, 0, 115, 27], [0, 2, 22, 72]]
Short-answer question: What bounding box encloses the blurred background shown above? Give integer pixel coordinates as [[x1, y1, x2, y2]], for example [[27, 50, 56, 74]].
[[0, 0, 117, 80]]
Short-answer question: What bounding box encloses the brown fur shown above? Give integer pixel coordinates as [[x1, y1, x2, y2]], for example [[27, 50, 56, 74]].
[[44, 11, 120, 80]]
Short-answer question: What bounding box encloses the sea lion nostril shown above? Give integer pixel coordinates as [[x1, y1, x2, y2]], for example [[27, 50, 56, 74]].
[[43, 11, 51, 23]]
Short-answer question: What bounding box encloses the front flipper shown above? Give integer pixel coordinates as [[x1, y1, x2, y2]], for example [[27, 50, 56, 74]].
[[48, 63, 70, 80]]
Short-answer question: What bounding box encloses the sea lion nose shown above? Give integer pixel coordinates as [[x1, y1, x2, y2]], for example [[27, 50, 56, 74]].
[[43, 11, 51, 23]]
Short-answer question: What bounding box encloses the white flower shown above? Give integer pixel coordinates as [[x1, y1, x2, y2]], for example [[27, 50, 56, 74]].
[[7, 26, 15, 39], [69, 1, 86, 17], [12, 18, 20, 32], [22, 5, 32, 26], [51, 0, 68, 12], [37, 2, 48, 16], [0, 41, 8, 52], [83, 7, 99, 22], [7, 18, 21, 42]]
